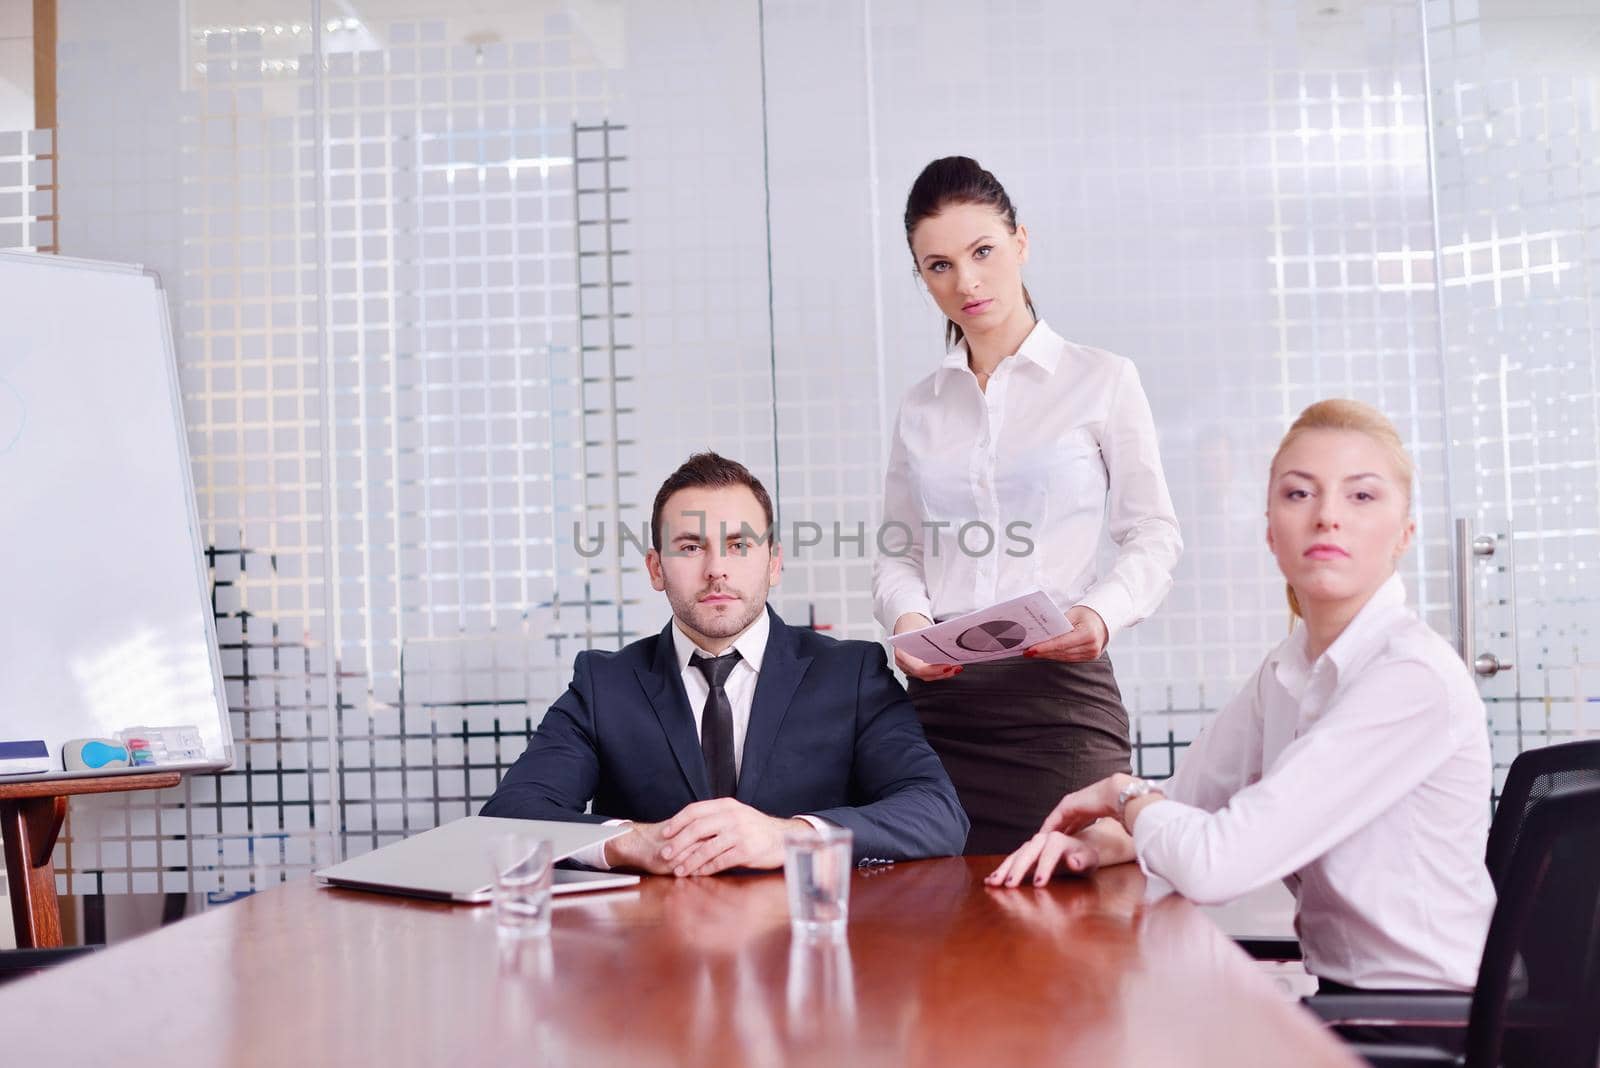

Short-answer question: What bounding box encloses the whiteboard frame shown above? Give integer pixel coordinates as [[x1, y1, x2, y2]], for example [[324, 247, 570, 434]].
[[0, 251, 235, 784]]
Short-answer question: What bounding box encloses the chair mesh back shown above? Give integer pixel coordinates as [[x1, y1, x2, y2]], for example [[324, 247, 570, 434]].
[[1486, 740, 1600, 890], [1469, 782, 1600, 1068]]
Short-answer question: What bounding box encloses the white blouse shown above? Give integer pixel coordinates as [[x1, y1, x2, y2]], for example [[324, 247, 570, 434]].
[[1134, 574, 1496, 991], [872, 320, 1182, 638]]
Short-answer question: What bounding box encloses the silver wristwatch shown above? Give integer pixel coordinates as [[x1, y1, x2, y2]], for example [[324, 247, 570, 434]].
[[1116, 777, 1156, 818]]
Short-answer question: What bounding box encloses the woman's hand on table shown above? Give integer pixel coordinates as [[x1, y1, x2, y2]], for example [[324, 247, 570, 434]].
[[986, 830, 1103, 887], [893, 612, 961, 682], [1024, 605, 1109, 662], [986, 774, 1135, 886]]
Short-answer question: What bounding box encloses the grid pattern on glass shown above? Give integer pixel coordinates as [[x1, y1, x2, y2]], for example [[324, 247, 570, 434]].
[[333, 112, 641, 855], [40, 0, 1582, 902], [1425, 0, 1600, 788], [0, 127, 54, 252], [61, 538, 337, 895], [1117, 26, 1451, 719], [757, 0, 885, 643], [616, 0, 781, 515], [49, 7, 343, 893], [51, 14, 640, 893], [760, 0, 1448, 733]]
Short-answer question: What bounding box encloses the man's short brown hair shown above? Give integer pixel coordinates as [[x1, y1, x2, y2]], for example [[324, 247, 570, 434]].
[[650, 452, 776, 552]]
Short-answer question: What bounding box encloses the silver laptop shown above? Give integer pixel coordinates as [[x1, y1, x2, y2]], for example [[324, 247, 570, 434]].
[[314, 815, 639, 902]]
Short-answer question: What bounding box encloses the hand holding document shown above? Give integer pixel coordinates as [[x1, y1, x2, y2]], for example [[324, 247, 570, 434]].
[[887, 591, 1073, 666]]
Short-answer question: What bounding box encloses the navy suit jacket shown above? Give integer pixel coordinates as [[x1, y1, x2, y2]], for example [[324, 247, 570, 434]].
[[481, 608, 968, 861]]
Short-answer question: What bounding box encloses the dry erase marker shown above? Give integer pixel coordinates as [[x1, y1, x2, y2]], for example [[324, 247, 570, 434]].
[[0, 740, 52, 775]]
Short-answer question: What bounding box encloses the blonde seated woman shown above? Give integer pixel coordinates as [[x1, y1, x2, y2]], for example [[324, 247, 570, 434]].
[[988, 399, 1495, 997]]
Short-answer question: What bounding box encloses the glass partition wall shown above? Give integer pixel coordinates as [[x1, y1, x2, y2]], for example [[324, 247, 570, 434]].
[[1424, 0, 1600, 772], [2, 0, 1594, 911]]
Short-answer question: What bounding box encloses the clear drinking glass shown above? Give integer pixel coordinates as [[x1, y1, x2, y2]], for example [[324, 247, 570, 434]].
[[784, 824, 854, 939], [488, 834, 554, 938]]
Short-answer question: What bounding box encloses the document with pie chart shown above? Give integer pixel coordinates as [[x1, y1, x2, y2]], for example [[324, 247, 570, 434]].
[[887, 591, 1073, 666]]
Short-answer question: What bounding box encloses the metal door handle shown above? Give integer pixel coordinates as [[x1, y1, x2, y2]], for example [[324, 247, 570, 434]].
[[1474, 652, 1513, 677]]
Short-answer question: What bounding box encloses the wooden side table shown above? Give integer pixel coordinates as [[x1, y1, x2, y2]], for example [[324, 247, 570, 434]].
[[0, 772, 181, 948]]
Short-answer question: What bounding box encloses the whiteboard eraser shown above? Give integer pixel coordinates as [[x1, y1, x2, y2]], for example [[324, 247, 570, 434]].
[[63, 738, 131, 770], [0, 739, 52, 775]]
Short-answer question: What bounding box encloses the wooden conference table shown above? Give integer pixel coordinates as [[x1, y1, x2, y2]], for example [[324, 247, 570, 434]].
[[0, 857, 1357, 1067]]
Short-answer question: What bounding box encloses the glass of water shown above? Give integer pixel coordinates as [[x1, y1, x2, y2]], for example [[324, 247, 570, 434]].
[[784, 824, 854, 939], [488, 833, 554, 938]]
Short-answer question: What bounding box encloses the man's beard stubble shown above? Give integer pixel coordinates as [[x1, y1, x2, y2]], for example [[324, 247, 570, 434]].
[[668, 582, 765, 641]]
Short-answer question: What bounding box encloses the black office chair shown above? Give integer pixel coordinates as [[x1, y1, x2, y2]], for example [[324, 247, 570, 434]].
[[1317, 781, 1600, 1068], [1241, 738, 1600, 965], [1482, 738, 1600, 891]]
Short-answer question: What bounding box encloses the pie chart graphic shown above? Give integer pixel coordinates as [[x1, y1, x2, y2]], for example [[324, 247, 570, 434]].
[[956, 619, 1026, 653]]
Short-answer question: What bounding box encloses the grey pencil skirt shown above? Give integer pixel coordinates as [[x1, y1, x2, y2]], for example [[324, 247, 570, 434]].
[[908, 655, 1133, 856]]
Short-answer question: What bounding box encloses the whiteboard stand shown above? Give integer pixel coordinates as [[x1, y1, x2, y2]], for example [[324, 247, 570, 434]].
[[0, 250, 235, 937], [1, 772, 180, 948]]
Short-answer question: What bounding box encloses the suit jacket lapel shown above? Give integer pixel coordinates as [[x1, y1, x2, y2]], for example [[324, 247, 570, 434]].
[[737, 608, 813, 805], [634, 621, 710, 800]]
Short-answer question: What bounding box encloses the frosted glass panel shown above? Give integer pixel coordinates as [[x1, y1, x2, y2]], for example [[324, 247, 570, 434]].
[[1426, 0, 1600, 778], [761, 0, 1449, 769], [30, 0, 1593, 900]]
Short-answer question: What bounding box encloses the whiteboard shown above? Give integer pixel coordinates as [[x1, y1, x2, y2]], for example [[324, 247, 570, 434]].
[[0, 252, 233, 781]]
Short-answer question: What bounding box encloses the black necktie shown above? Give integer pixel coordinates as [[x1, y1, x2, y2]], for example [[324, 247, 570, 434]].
[[690, 649, 741, 797]]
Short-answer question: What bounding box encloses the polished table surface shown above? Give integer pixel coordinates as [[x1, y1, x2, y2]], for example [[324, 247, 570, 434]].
[[0, 857, 1357, 1067]]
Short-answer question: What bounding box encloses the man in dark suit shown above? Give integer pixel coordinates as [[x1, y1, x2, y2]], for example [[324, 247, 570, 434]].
[[482, 452, 968, 875]]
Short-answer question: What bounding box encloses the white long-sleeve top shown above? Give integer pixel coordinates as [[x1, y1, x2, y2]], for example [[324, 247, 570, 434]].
[[1133, 574, 1496, 991], [872, 320, 1182, 638]]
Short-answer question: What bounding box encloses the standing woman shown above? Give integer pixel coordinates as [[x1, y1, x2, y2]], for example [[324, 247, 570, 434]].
[[873, 157, 1183, 854]]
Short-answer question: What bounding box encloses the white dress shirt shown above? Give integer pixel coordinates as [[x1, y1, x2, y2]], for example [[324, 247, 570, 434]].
[[572, 611, 827, 870], [872, 320, 1182, 638], [1133, 574, 1496, 990]]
